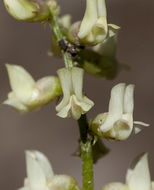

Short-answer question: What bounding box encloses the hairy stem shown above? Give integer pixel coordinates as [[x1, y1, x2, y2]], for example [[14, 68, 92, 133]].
[[78, 115, 94, 190]]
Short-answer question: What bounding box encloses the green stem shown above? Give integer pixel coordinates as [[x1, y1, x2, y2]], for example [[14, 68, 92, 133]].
[[48, 8, 73, 69], [78, 115, 94, 190], [48, 4, 94, 190]]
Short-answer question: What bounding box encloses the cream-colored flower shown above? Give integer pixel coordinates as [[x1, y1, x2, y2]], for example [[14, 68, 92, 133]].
[[92, 24, 120, 56], [102, 153, 153, 190], [4, 64, 62, 113], [56, 67, 94, 120], [3, 0, 52, 22], [18, 150, 80, 190], [91, 83, 149, 140], [103, 183, 129, 190], [78, 0, 119, 45]]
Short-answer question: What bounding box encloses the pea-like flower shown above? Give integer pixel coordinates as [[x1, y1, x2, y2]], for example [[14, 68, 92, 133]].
[[4, 64, 62, 113], [81, 24, 121, 79], [102, 153, 153, 190], [78, 0, 119, 45], [3, 0, 56, 22], [18, 150, 80, 190], [90, 83, 149, 140], [56, 67, 94, 120]]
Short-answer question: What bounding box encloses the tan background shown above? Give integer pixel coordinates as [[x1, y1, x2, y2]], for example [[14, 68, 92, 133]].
[[0, 0, 154, 189]]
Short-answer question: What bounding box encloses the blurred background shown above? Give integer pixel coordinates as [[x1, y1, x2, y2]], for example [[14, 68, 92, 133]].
[[0, 0, 154, 189]]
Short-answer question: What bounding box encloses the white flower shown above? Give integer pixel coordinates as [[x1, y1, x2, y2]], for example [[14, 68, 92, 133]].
[[91, 83, 149, 140], [56, 67, 94, 120], [78, 0, 119, 45], [3, 0, 51, 22], [18, 150, 80, 190], [4, 64, 62, 113], [102, 153, 153, 190]]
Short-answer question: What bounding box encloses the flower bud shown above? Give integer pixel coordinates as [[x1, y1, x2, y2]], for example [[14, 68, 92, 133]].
[[3, 0, 52, 22], [4, 64, 62, 113], [56, 67, 94, 120]]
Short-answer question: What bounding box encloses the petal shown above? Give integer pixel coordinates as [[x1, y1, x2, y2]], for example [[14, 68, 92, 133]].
[[3, 92, 28, 113], [124, 84, 135, 114], [71, 96, 83, 120], [133, 121, 149, 134], [109, 114, 133, 140], [72, 67, 84, 100], [59, 14, 72, 29], [6, 64, 35, 103], [71, 95, 94, 120], [102, 182, 129, 190], [56, 68, 72, 112], [126, 153, 151, 190], [100, 83, 126, 132], [78, 0, 98, 39], [33, 151, 54, 179], [93, 17, 108, 43], [94, 24, 120, 57], [56, 99, 72, 118], [34, 76, 62, 104], [97, 0, 107, 17], [26, 150, 53, 189], [81, 96, 94, 112], [49, 175, 81, 190]]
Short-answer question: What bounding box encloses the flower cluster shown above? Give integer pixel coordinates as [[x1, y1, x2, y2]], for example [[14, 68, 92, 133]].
[[2, 0, 152, 190]]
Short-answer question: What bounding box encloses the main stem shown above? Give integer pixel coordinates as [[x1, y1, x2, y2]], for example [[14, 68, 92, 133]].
[[49, 7, 94, 190], [78, 115, 94, 190]]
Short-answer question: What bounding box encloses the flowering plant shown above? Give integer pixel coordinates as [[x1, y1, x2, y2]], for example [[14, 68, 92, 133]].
[[1, 0, 151, 190]]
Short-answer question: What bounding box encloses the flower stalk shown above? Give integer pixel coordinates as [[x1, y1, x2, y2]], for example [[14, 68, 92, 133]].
[[48, 3, 94, 189]]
